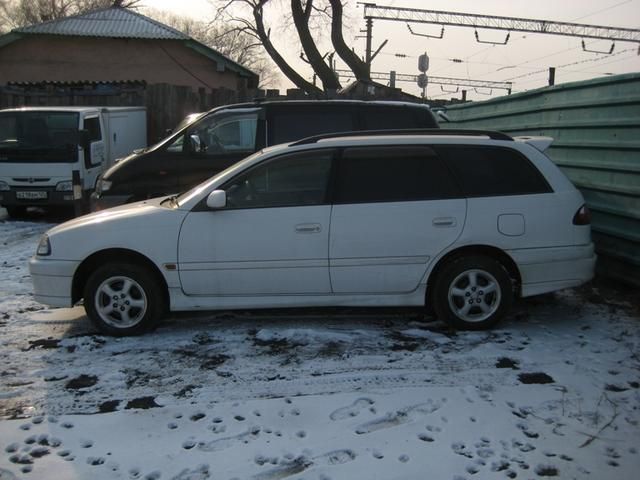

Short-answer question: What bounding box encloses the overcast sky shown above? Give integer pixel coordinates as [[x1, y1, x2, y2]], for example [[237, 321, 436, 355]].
[[142, 0, 640, 101]]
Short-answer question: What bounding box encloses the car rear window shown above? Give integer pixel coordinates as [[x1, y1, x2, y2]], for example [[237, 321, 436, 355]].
[[334, 146, 460, 204], [437, 145, 552, 197]]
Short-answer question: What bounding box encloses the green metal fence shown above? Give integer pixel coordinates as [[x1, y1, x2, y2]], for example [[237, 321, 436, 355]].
[[446, 73, 640, 287]]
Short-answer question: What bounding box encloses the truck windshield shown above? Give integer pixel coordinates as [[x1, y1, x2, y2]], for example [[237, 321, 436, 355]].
[[0, 111, 79, 163]]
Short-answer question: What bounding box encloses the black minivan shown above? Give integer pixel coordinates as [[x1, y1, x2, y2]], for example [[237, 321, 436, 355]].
[[92, 100, 439, 210]]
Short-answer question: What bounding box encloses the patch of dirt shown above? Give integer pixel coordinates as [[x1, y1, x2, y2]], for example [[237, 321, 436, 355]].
[[317, 341, 346, 357], [125, 396, 160, 410], [605, 384, 629, 393], [98, 400, 121, 413], [200, 354, 230, 370], [65, 374, 98, 390], [25, 338, 60, 350], [496, 357, 520, 369], [518, 372, 555, 385]]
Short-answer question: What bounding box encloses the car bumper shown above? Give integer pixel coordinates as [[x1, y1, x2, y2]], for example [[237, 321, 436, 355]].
[[29, 256, 78, 308], [510, 243, 597, 297]]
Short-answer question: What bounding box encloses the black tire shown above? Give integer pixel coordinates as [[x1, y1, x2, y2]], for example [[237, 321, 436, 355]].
[[5, 206, 27, 219], [83, 263, 165, 336], [433, 255, 513, 330]]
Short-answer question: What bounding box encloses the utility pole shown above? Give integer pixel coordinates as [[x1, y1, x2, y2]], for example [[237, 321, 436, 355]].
[[365, 17, 373, 75], [548, 67, 556, 86]]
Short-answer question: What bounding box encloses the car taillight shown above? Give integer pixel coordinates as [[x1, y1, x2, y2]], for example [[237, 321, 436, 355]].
[[573, 204, 591, 225]]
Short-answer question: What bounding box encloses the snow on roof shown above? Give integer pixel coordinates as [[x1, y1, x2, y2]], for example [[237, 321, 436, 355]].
[[14, 7, 189, 40]]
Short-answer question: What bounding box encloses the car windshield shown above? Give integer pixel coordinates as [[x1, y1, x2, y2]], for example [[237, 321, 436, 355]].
[[145, 112, 207, 152], [0, 111, 80, 163]]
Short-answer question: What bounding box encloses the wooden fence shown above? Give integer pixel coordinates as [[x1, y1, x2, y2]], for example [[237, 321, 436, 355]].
[[0, 82, 253, 143]]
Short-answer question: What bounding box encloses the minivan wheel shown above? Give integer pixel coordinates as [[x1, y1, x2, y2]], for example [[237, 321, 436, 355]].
[[433, 256, 513, 330], [84, 263, 164, 336]]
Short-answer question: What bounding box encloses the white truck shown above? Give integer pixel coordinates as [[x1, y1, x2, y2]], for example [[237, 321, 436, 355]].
[[0, 106, 146, 217]]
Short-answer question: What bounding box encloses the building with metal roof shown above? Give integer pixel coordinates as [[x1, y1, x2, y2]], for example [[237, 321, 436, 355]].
[[0, 6, 258, 90]]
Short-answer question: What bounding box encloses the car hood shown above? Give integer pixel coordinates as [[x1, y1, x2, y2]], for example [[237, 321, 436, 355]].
[[101, 150, 142, 180], [49, 197, 174, 235], [44, 197, 188, 262]]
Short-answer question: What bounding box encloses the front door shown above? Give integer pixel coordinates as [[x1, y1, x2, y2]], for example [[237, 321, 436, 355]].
[[177, 149, 334, 296]]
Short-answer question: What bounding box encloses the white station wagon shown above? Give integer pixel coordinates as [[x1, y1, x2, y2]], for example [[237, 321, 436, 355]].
[[30, 130, 596, 335]]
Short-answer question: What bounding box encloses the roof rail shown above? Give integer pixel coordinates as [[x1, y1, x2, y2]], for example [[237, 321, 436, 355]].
[[290, 128, 513, 146]]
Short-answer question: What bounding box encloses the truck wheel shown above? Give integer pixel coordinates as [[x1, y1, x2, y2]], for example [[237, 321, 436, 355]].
[[83, 263, 164, 336], [433, 255, 513, 330]]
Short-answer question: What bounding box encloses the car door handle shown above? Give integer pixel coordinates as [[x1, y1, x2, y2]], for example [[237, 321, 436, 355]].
[[432, 217, 456, 227], [295, 223, 322, 234]]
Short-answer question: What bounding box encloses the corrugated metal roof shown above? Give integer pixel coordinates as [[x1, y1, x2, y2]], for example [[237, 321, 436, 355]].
[[14, 7, 189, 40]]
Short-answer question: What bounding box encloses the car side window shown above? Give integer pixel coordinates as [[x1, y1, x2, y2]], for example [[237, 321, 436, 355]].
[[224, 150, 333, 209], [269, 110, 355, 144], [334, 146, 459, 204], [190, 113, 258, 156], [437, 146, 552, 197], [361, 107, 433, 130]]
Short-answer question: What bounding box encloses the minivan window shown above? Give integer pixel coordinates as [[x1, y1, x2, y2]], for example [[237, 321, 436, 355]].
[[224, 150, 333, 209], [361, 107, 432, 130], [270, 111, 354, 144], [334, 146, 459, 204], [437, 146, 552, 197], [189, 112, 258, 155]]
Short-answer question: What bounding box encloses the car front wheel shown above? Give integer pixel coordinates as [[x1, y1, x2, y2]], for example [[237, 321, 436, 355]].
[[84, 263, 164, 336], [433, 255, 513, 330]]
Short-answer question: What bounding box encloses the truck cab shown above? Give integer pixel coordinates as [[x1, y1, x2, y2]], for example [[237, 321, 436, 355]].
[[0, 106, 145, 217]]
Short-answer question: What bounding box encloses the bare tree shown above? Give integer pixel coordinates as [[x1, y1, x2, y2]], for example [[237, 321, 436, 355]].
[[214, 0, 369, 94], [328, 0, 368, 81], [291, 0, 340, 91], [215, 0, 322, 96]]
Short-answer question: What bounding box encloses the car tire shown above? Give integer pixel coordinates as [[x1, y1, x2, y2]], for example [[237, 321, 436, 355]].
[[84, 263, 164, 336], [433, 255, 513, 330]]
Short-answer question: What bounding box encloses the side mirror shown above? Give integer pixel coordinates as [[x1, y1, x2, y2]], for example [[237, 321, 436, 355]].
[[190, 134, 203, 152], [206, 190, 226, 209]]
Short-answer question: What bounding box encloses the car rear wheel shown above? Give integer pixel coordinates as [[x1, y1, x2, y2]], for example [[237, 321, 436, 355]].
[[84, 263, 164, 336], [433, 255, 513, 330]]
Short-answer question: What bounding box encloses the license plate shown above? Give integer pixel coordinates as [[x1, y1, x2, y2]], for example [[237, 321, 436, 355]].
[[16, 191, 48, 200]]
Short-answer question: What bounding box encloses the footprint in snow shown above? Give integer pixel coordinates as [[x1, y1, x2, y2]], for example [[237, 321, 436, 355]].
[[197, 427, 260, 452], [171, 464, 210, 480], [329, 398, 375, 421], [355, 400, 442, 435], [252, 450, 355, 480]]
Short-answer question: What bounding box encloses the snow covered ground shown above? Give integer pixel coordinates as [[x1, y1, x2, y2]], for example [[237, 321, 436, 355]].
[[0, 210, 639, 480]]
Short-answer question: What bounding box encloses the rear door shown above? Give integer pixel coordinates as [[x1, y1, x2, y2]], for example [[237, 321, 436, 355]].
[[329, 145, 466, 293]]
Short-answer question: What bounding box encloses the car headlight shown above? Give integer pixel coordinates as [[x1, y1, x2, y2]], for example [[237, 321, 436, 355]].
[[55, 181, 73, 192], [0, 181, 9, 191], [97, 178, 112, 193], [36, 235, 51, 256]]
